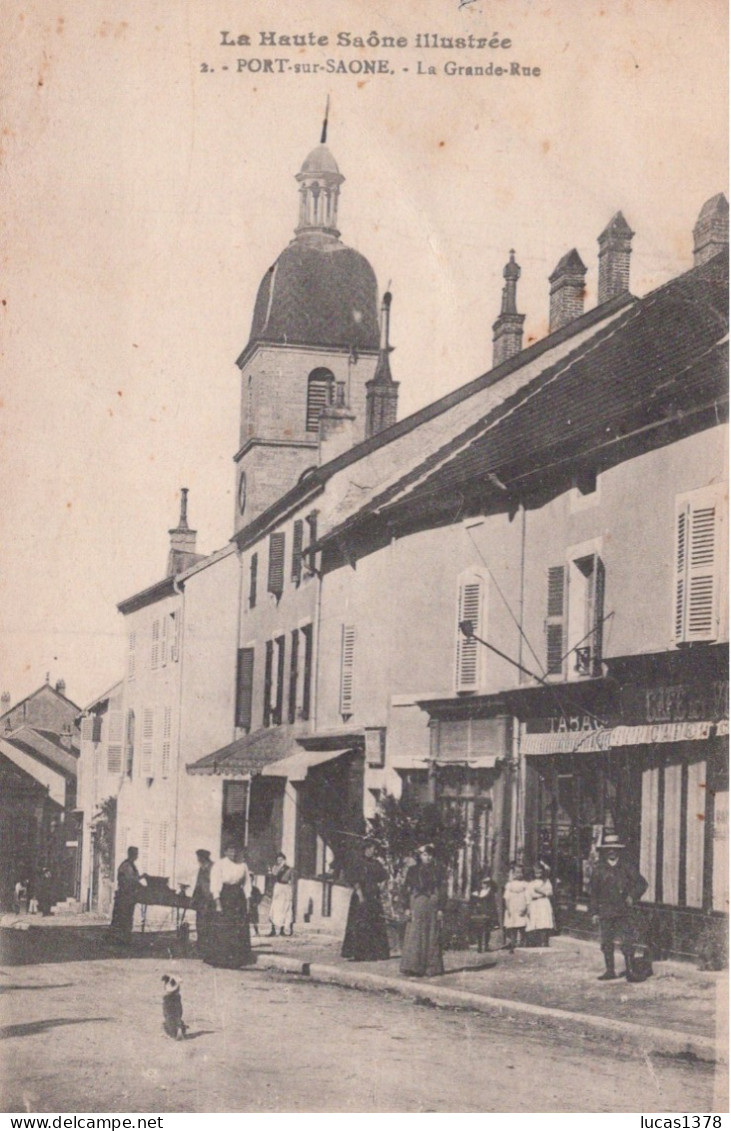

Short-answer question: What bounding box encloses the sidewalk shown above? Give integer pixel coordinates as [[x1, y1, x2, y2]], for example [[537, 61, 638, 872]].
[[249, 925, 727, 1062], [1, 911, 727, 1062]]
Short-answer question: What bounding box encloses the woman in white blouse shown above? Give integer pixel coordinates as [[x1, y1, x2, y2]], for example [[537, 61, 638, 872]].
[[205, 844, 254, 968]]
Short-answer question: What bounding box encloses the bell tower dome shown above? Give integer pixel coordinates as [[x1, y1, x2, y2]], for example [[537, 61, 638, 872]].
[[233, 120, 383, 533]]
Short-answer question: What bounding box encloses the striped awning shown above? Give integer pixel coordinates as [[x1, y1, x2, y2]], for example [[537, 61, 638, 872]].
[[522, 719, 722, 755]]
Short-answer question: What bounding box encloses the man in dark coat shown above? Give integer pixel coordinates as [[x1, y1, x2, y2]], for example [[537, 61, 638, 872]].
[[589, 832, 648, 981], [109, 846, 144, 942]]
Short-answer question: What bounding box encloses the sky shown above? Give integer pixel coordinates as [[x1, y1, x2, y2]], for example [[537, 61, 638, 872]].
[[1, 0, 727, 709]]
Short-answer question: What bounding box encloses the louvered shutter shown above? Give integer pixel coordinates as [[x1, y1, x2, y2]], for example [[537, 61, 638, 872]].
[[545, 566, 566, 675], [675, 494, 721, 643], [340, 625, 356, 717], [125, 710, 135, 776], [128, 633, 136, 679], [263, 640, 273, 727], [235, 647, 255, 730], [455, 579, 482, 692], [161, 706, 172, 778], [301, 624, 313, 720], [141, 707, 154, 776], [274, 636, 286, 725], [141, 821, 152, 875], [81, 715, 94, 742], [161, 615, 168, 665], [158, 822, 169, 877], [249, 553, 258, 608], [107, 710, 123, 775], [268, 532, 285, 596], [151, 620, 160, 670], [171, 612, 180, 662], [92, 715, 103, 744], [291, 520, 304, 584], [288, 629, 299, 723], [588, 555, 605, 675]]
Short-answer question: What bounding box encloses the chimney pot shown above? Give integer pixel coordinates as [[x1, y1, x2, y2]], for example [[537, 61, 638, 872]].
[[492, 250, 525, 366], [693, 193, 729, 266], [549, 249, 587, 332], [597, 211, 634, 304]]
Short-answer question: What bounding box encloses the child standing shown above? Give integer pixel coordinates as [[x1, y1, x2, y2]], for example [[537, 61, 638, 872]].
[[525, 862, 555, 948], [503, 864, 528, 952]]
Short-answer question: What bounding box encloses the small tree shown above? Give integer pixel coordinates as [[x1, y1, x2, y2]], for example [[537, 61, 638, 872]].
[[366, 791, 465, 920], [92, 796, 117, 881]]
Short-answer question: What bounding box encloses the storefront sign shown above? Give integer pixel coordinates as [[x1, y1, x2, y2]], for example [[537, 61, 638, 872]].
[[610, 721, 712, 746], [622, 679, 728, 725], [521, 729, 612, 755]]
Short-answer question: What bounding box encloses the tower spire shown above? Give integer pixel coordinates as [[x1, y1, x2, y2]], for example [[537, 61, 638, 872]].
[[320, 96, 330, 145]]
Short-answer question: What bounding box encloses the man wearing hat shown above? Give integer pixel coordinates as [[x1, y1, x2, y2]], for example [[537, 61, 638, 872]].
[[589, 831, 648, 981], [190, 849, 214, 960]]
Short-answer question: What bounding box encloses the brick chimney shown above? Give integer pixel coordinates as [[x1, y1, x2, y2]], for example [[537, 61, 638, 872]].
[[492, 251, 525, 366], [319, 381, 356, 464], [597, 212, 634, 303], [167, 489, 199, 576], [549, 249, 587, 332], [55, 678, 66, 696], [693, 193, 729, 266], [365, 292, 399, 437]]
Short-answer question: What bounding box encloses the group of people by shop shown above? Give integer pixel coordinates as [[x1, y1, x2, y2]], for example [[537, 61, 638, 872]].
[[109, 829, 649, 982]]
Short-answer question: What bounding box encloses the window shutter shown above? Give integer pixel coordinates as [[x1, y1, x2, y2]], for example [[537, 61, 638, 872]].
[[141, 821, 152, 875], [171, 612, 180, 662], [545, 565, 566, 676], [92, 715, 103, 744], [249, 553, 258, 608], [235, 647, 255, 730], [676, 494, 722, 643], [151, 620, 160, 670], [340, 625, 356, 717], [158, 822, 169, 877], [263, 640, 273, 727], [125, 710, 135, 776], [107, 710, 123, 775], [305, 511, 319, 575], [161, 706, 172, 778], [306, 371, 333, 432], [141, 707, 154, 777], [588, 555, 605, 676], [302, 624, 313, 720], [291, 520, 304, 584], [268, 533, 285, 596], [274, 636, 286, 725], [161, 615, 168, 665], [288, 629, 299, 723], [128, 633, 136, 679], [456, 579, 482, 692], [81, 715, 94, 742]]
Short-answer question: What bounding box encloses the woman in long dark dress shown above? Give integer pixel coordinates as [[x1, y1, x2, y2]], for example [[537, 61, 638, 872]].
[[191, 849, 215, 960], [205, 845, 254, 969], [399, 844, 445, 977], [341, 842, 390, 961]]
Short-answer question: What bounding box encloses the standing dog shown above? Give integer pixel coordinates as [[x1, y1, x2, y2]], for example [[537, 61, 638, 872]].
[[161, 974, 188, 1039]]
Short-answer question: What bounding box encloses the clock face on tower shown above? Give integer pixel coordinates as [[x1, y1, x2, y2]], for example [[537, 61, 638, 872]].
[[238, 471, 247, 516]]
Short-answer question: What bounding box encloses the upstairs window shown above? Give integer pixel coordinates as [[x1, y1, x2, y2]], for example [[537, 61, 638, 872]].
[[268, 533, 285, 597], [235, 647, 255, 731], [291, 520, 304, 585], [306, 368, 334, 432], [340, 624, 356, 718], [675, 485, 726, 644], [249, 553, 258, 609], [546, 547, 605, 680], [455, 570, 487, 693]]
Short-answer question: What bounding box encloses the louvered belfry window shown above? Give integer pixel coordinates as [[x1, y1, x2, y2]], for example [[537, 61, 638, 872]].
[[455, 572, 485, 693], [306, 369, 334, 432], [675, 487, 724, 643], [340, 625, 356, 717], [546, 565, 566, 676], [268, 532, 286, 596]]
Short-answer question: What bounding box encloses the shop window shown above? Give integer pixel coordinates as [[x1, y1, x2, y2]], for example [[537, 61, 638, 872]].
[[235, 647, 255, 730], [306, 369, 334, 432], [674, 484, 726, 644], [455, 569, 487, 692]]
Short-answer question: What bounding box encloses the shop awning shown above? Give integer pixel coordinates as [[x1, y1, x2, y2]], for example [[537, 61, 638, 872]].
[[433, 753, 503, 769], [262, 747, 351, 781], [186, 727, 297, 778], [522, 720, 720, 755]]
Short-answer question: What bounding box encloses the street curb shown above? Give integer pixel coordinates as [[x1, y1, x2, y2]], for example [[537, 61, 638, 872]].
[[253, 953, 723, 1064]]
